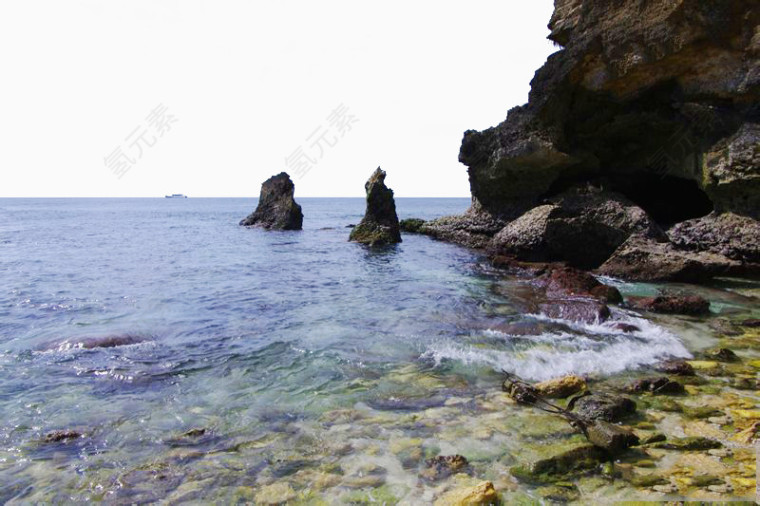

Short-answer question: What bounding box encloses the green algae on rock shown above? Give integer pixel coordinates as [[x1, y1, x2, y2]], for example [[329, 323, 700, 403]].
[[399, 218, 426, 233], [349, 167, 402, 246]]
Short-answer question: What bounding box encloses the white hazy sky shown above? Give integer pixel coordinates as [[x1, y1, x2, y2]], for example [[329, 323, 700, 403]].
[[0, 0, 556, 197]]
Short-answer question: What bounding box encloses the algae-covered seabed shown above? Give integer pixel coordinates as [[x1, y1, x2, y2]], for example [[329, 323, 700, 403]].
[[2, 276, 758, 505]]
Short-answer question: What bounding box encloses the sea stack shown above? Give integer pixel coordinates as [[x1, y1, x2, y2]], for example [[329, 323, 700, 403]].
[[240, 172, 303, 230], [349, 167, 402, 245]]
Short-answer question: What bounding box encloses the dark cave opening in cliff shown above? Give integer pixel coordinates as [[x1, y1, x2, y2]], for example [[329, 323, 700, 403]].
[[612, 173, 714, 227]]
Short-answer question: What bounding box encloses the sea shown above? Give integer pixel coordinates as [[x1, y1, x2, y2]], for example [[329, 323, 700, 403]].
[[0, 198, 754, 503]]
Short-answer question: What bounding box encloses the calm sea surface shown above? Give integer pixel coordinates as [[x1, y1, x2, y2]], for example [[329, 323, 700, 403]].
[[1, 198, 753, 503]]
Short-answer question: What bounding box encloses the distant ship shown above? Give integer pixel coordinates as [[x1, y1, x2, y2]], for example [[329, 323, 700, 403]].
[[165, 194, 188, 199]]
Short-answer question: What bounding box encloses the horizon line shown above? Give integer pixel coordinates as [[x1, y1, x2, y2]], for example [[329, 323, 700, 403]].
[[0, 195, 473, 199]]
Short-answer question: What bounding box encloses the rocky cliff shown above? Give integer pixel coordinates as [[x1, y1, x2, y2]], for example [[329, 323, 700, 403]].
[[430, 0, 759, 278]]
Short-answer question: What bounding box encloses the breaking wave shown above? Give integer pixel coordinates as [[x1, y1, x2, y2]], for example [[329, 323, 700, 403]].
[[422, 311, 691, 381]]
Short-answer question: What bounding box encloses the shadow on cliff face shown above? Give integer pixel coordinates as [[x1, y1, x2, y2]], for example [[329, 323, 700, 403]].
[[543, 173, 714, 228], [609, 174, 714, 226]]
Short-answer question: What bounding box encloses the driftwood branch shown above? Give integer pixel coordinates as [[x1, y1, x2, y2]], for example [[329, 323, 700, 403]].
[[501, 370, 639, 455]]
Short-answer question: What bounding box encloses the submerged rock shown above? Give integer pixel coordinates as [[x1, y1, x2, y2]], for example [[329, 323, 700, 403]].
[[349, 168, 402, 245], [42, 430, 82, 443], [433, 480, 498, 506], [649, 436, 722, 451], [536, 265, 622, 303], [626, 295, 710, 315], [625, 377, 686, 395], [584, 420, 640, 455], [701, 348, 739, 362], [654, 360, 695, 376], [490, 187, 666, 269], [240, 172, 303, 230], [534, 375, 587, 399], [512, 444, 607, 481], [611, 323, 640, 333], [422, 455, 469, 482], [45, 334, 147, 351], [254, 482, 297, 505], [538, 298, 611, 324], [571, 393, 636, 422], [598, 235, 739, 282]]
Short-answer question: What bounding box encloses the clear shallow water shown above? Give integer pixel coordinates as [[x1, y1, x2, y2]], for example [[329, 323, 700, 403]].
[[0, 198, 753, 502]]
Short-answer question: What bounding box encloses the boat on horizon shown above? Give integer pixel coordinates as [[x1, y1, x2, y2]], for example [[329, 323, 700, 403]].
[[165, 194, 188, 199]]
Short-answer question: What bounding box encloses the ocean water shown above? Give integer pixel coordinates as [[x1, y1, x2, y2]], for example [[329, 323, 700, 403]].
[[0, 197, 744, 503]]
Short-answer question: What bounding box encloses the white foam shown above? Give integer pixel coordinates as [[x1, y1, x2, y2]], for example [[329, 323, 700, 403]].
[[423, 311, 691, 381]]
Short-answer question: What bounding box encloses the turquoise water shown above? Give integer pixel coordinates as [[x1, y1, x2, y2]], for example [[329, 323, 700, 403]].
[[0, 198, 754, 503]]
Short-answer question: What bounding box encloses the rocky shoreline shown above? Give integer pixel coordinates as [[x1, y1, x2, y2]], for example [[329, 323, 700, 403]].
[[413, 0, 760, 287]]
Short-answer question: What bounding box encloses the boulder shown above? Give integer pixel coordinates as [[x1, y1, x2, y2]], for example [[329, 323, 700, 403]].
[[419, 212, 505, 250], [490, 187, 666, 268], [701, 124, 760, 219], [584, 420, 640, 455], [538, 299, 611, 324], [669, 212, 760, 263], [534, 375, 587, 399], [489, 255, 552, 277], [512, 444, 607, 480], [240, 172, 303, 230], [349, 168, 401, 245], [536, 265, 622, 303], [571, 393, 636, 422], [654, 360, 695, 376], [626, 295, 710, 315], [598, 235, 739, 282], [624, 377, 686, 395], [399, 218, 426, 233]]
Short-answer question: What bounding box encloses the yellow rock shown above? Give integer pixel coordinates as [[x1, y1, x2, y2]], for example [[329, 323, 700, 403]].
[[254, 482, 297, 505], [731, 409, 760, 420], [733, 421, 760, 444], [748, 359, 760, 368], [434, 480, 498, 506], [687, 360, 721, 370], [389, 437, 422, 454], [292, 470, 341, 491], [533, 375, 587, 398], [730, 476, 757, 491]]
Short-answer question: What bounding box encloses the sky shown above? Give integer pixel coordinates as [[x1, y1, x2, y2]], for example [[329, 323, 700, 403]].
[[0, 0, 557, 198]]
